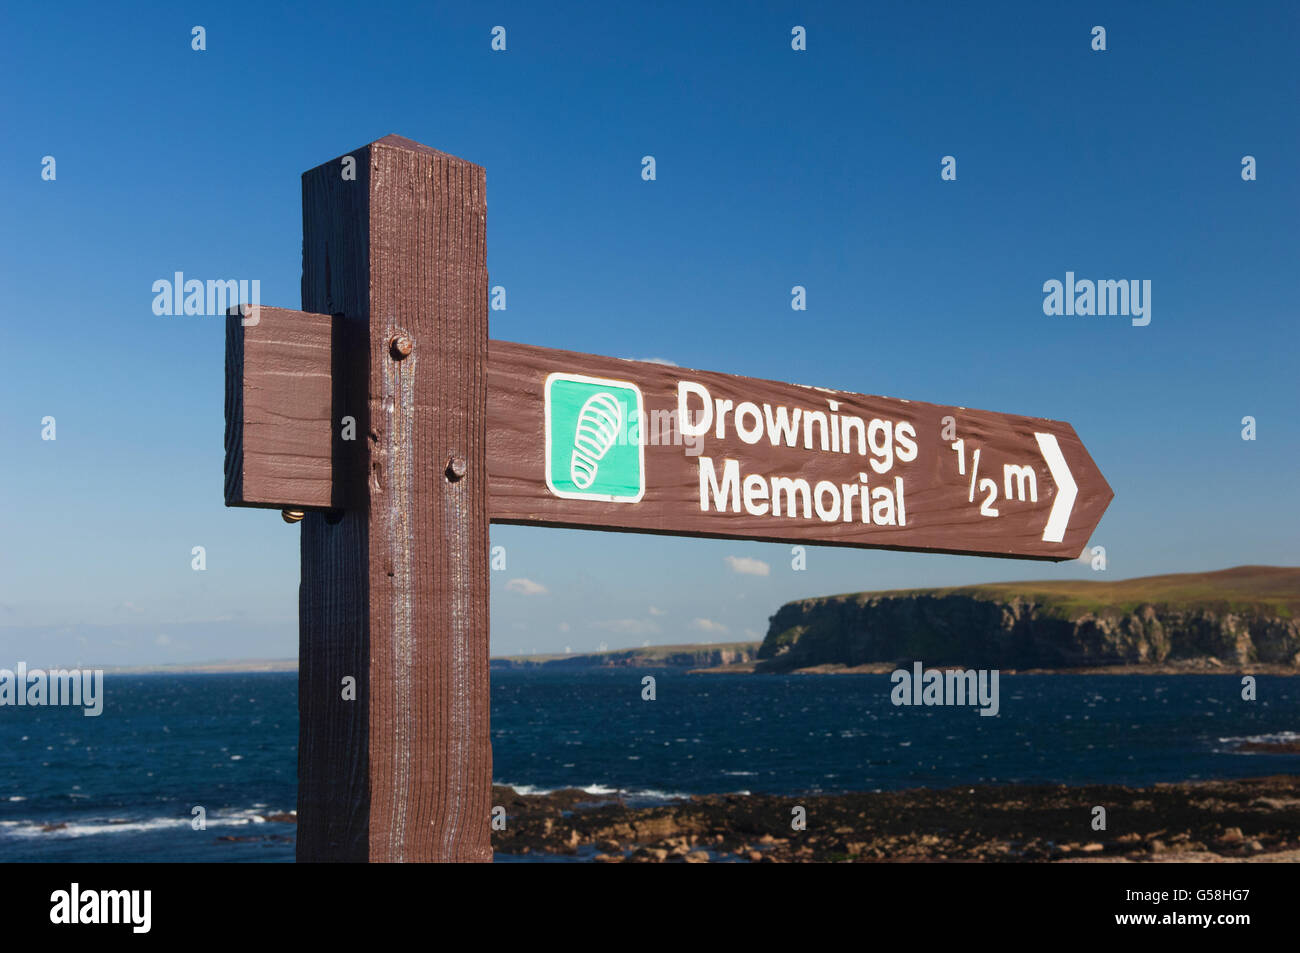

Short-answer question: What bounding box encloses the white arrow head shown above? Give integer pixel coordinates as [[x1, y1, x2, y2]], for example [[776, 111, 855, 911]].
[[1034, 432, 1077, 543]]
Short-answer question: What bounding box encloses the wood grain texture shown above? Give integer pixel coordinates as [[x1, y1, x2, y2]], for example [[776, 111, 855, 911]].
[[223, 306, 335, 509], [298, 135, 491, 862], [299, 144, 371, 862], [486, 340, 1113, 561]]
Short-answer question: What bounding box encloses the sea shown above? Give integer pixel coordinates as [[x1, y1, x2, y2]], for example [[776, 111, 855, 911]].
[[0, 669, 1295, 862]]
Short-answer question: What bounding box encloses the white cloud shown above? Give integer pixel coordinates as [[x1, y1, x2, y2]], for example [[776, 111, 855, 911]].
[[558, 622, 571, 632], [725, 555, 770, 577], [506, 578, 548, 596], [648, 606, 666, 616], [690, 618, 729, 634], [593, 618, 661, 636], [154, 633, 171, 646]]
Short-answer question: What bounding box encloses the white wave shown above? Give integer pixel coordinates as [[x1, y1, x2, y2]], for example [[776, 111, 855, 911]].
[[619, 788, 690, 801], [5, 817, 190, 838], [1217, 730, 1299, 745], [497, 781, 691, 802], [500, 784, 553, 796], [0, 807, 295, 839]]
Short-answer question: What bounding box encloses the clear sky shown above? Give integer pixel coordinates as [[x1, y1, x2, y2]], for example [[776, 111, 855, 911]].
[[1, 1, 1296, 666]]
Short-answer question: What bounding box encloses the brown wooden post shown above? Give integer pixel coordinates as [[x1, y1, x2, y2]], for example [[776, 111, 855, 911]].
[[296, 135, 491, 861]]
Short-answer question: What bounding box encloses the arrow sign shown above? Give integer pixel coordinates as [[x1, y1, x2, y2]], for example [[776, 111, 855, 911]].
[[487, 341, 1113, 561], [1034, 433, 1077, 544], [225, 319, 1114, 562]]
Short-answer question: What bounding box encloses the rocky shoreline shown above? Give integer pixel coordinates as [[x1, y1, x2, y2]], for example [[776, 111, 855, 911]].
[[490, 775, 1300, 862]]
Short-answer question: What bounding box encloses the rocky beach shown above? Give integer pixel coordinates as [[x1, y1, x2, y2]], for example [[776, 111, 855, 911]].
[[490, 774, 1300, 863]]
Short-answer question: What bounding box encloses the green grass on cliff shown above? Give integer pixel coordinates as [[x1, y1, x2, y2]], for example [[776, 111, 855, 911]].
[[816, 566, 1300, 620]]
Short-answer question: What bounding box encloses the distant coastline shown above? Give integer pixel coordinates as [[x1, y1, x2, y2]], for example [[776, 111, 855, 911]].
[[100, 653, 1300, 677], [101, 659, 298, 675], [92, 565, 1300, 676]]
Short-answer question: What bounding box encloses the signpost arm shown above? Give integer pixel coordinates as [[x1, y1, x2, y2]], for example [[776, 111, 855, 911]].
[[297, 135, 492, 862]]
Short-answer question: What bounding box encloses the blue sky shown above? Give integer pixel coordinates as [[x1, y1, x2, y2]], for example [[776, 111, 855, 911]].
[[1, 1, 1296, 666]]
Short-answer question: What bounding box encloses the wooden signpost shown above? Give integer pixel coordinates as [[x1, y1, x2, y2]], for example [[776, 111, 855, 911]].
[[224, 134, 1113, 862]]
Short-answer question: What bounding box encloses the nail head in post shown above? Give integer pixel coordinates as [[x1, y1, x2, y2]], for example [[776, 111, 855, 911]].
[[446, 453, 467, 482], [390, 335, 414, 360]]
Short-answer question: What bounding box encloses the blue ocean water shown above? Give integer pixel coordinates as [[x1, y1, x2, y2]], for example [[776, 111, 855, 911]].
[[0, 670, 1295, 861]]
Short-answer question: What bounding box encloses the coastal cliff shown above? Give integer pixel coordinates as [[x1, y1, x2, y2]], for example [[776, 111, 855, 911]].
[[757, 566, 1300, 673]]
